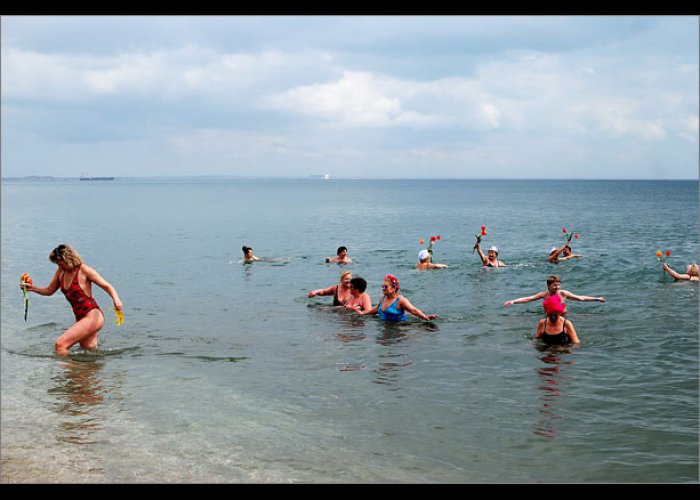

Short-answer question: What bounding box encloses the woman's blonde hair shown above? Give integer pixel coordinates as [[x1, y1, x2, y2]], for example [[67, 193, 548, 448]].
[[49, 244, 82, 269], [339, 270, 353, 281]]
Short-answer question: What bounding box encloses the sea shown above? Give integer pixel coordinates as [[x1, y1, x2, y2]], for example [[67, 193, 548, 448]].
[[1, 177, 698, 483]]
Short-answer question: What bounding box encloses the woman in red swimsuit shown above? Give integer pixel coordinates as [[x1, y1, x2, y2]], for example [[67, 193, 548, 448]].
[[21, 244, 123, 356]]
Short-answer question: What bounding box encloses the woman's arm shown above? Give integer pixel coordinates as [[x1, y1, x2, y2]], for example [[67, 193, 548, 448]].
[[662, 263, 689, 280], [474, 242, 487, 265], [398, 297, 438, 320], [547, 243, 568, 263], [534, 319, 545, 339], [503, 291, 546, 307], [23, 270, 60, 296], [429, 263, 448, 269], [82, 264, 123, 309], [565, 320, 580, 344], [558, 254, 582, 261], [308, 284, 337, 298], [357, 304, 378, 316], [561, 290, 605, 303], [360, 293, 372, 312]]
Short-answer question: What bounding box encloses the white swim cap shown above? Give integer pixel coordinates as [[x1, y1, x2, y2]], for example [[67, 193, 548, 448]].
[[489, 246, 499, 254], [550, 247, 558, 255], [418, 249, 430, 261]]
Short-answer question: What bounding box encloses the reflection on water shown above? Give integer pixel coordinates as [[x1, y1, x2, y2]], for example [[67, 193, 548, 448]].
[[373, 322, 415, 390], [334, 309, 368, 371], [48, 357, 107, 447], [532, 347, 575, 439]]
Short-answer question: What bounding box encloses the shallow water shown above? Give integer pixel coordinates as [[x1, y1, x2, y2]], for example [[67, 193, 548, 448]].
[[1, 178, 698, 483]]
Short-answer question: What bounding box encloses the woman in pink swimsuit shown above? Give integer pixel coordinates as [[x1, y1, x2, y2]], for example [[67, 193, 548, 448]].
[[21, 244, 123, 356], [502, 275, 605, 309]]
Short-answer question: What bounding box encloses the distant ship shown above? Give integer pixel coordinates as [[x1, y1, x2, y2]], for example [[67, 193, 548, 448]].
[[80, 172, 114, 181], [309, 174, 331, 180]]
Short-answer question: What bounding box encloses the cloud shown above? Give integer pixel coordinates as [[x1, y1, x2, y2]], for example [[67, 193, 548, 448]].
[[1, 44, 330, 103], [265, 71, 438, 128], [2, 16, 697, 179]]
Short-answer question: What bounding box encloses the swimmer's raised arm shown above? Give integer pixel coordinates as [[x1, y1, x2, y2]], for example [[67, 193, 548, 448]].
[[503, 291, 547, 307]]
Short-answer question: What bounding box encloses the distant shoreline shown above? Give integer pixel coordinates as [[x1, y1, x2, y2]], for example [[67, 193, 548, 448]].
[[2, 176, 698, 182]]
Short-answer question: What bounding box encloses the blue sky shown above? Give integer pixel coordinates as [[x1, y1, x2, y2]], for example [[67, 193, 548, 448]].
[[2, 16, 698, 179]]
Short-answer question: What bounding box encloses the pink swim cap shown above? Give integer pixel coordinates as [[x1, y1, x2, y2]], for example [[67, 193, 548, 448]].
[[543, 295, 566, 315], [384, 274, 400, 289]]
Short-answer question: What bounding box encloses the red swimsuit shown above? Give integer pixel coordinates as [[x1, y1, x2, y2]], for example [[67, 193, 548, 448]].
[[60, 265, 101, 321]]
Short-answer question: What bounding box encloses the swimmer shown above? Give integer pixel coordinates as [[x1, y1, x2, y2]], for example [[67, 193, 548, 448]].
[[344, 277, 373, 313], [474, 241, 506, 267], [547, 242, 582, 263], [503, 275, 605, 310], [535, 295, 580, 345], [359, 274, 438, 321], [326, 246, 353, 264], [416, 249, 448, 269], [20, 244, 123, 356], [241, 246, 260, 262], [662, 262, 700, 281], [308, 270, 353, 306]]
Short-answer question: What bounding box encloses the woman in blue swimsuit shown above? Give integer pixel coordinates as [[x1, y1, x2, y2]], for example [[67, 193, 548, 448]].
[[360, 274, 438, 322]]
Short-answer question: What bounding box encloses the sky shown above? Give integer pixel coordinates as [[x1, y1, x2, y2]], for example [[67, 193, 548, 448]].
[[1, 16, 698, 179]]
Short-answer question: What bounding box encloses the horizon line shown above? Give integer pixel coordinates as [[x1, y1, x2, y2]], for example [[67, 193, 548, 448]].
[[2, 175, 698, 182]]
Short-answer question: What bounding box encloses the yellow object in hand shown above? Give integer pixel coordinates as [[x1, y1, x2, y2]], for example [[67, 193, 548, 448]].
[[112, 308, 124, 326]]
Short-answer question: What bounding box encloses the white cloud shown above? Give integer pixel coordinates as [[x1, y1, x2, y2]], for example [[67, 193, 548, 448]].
[[2, 16, 697, 179], [266, 71, 438, 128], [1, 45, 329, 102]]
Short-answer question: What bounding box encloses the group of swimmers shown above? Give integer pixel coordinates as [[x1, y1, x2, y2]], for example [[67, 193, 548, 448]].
[[307, 266, 603, 345], [19, 240, 698, 356], [410, 239, 579, 269], [297, 239, 697, 347]]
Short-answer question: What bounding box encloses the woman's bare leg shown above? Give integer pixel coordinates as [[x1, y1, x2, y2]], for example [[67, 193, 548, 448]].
[[55, 309, 104, 356]]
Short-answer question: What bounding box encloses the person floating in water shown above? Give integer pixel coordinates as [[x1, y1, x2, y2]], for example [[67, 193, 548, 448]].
[[344, 277, 373, 313], [308, 270, 354, 306], [359, 274, 438, 321], [503, 274, 605, 310], [662, 262, 700, 281], [241, 245, 260, 263], [326, 247, 352, 264], [547, 242, 582, 264], [535, 295, 580, 345], [474, 241, 506, 267], [416, 249, 448, 269], [20, 244, 123, 356], [326, 246, 353, 264]]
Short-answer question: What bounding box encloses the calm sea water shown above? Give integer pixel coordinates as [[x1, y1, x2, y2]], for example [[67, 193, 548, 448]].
[[1, 178, 698, 483]]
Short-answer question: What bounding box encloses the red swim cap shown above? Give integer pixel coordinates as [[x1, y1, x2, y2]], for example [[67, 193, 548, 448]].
[[543, 295, 566, 315]]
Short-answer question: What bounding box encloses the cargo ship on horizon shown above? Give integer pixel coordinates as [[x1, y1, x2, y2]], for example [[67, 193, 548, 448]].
[[80, 171, 114, 181]]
